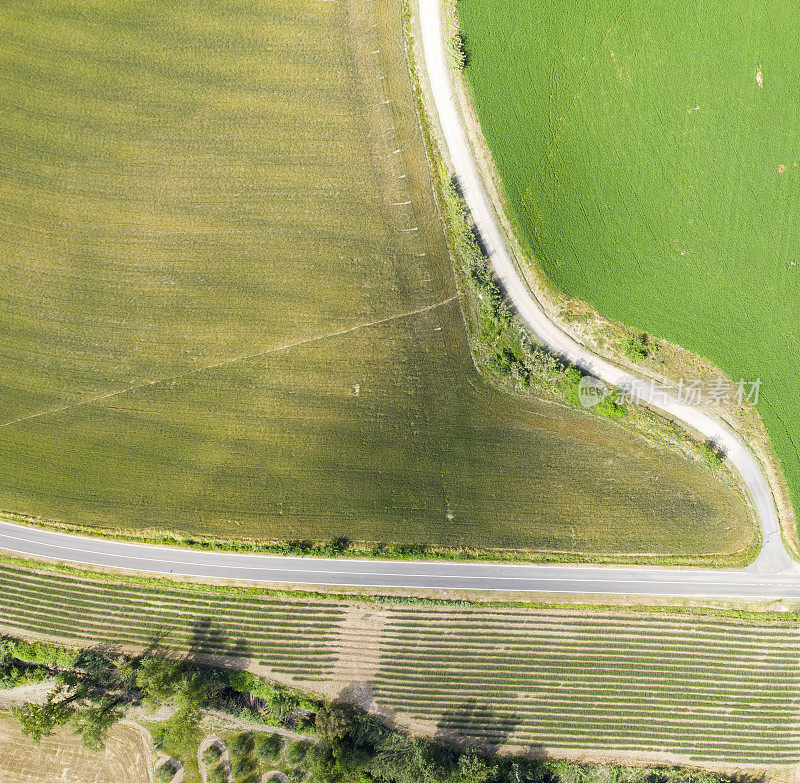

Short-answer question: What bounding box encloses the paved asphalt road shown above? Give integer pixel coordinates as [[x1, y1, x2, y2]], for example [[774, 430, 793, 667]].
[[2, 521, 800, 598], [0, 1, 797, 599]]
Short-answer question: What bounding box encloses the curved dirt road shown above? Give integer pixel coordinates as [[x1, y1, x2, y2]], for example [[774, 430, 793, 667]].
[[416, 0, 796, 576]]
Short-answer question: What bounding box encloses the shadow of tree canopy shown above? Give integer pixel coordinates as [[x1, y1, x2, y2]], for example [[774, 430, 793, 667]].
[[186, 618, 251, 663], [433, 697, 520, 754]]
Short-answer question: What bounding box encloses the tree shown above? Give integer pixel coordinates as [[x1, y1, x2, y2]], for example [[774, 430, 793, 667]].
[[257, 732, 283, 762], [233, 757, 257, 778], [135, 656, 182, 709], [448, 33, 466, 70], [152, 708, 201, 754], [286, 740, 311, 765], [455, 751, 492, 783], [230, 731, 256, 758], [202, 745, 222, 765], [70, 696, 124, 751], [11, 694, 76, 745], [155, 761, 177, 783], [207, 767, 226, 783], [315, 705, 353, 741]]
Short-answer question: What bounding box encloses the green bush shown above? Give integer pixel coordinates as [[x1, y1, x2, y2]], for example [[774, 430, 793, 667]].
[[448, 33, 466, 70], [257, 732, 283, 762], [151, 709, 201, 757], [202, 745, 223, 765], [227, 670, 277, 701], [207, 766, 226, 783], [230, 731, 255, 758], [285, 740, 311, 765], [232, 756, 257, 778], [0, 664, 25, 689], [154, 761, 176, 783], [698, 441, 723, 469], [315, 705, 353, 740], [622, 333, 649, 362], [595, 389, 627, 420]]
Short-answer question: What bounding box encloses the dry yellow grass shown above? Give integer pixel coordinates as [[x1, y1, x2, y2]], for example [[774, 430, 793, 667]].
[[0, 713, 151, 783]]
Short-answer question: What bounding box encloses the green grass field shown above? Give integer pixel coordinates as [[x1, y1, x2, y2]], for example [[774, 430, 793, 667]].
[[1, 561, 799, 767], [458, 0, 800, 527], [0, 0, 753, 557]]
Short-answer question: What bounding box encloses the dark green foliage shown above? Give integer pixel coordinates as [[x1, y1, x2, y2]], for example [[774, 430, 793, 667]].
[[230, 732, 256, 758], [286, 740, 311, 765], [135, 657, 183, 709], [257, 732, 284, 762], [155, 761, 177, 783], [207, 766, 227, 783], [295, 702, 749, 783], [0, 664, 25, 689], [202, 744, 223, 765], [622, 334, 649, 363], [232, 755, 257, 778], [288, 769, 306, 783], [315, 705, 353, 741]]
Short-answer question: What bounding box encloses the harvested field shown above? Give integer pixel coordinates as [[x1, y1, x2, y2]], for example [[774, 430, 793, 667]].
[[1, 563, 800, 769], [0, 712, 151, 782], [0, 0, 754, 557]]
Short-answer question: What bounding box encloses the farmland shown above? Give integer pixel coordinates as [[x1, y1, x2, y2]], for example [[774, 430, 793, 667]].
[[0, 0, 754, 557], [458, 0, 800, 529], [1, 561, 800, 770], [0, 712, 150, 783]]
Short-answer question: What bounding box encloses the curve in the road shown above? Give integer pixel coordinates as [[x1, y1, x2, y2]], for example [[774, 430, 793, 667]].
[[416, 0, 796, 576], [0, 0, 797, 600]]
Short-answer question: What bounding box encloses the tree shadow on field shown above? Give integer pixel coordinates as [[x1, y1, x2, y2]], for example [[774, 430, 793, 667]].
[[433, 698, 519, 755], [186, 618, 251, 665], [335, 680, 398, 727]]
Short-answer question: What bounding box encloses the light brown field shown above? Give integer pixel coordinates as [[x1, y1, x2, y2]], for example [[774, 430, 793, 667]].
[[0, 713, 152, 783]]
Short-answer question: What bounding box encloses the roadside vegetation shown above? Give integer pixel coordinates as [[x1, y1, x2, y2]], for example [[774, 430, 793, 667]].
[[0, 0, 755, 560], [457, 0, 800, 528]]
